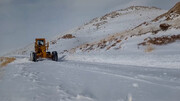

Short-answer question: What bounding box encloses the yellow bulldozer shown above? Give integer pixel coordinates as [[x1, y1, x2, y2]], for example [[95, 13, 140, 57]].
[[30, 38, 58, 62]]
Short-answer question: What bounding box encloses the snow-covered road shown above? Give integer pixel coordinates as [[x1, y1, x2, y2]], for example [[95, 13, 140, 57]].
[[0, 56, 180, 101]]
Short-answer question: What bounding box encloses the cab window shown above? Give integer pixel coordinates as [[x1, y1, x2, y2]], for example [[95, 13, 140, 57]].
[[37, 40, 44, 46]]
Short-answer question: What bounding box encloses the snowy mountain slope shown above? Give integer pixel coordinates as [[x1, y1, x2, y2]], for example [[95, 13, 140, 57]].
[[7, 6, 166, 56], [70, 5, 180, 53], [49, 6, 166, 53], [63, 3, 180, 68]]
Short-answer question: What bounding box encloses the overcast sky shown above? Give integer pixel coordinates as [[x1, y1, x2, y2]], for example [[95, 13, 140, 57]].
[[0, 0, 179, 56]]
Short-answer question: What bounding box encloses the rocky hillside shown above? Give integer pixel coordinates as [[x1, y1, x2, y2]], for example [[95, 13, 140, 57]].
[[49, 6, 166, 54], [68, 2, 180, 53]]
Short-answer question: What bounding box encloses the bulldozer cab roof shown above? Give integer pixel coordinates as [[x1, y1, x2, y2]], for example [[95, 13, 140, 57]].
[[35, 38, 45, 41]]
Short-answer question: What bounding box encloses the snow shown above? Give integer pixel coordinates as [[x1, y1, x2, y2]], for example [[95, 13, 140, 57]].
[[0, 58, 180, 101], [1, 6, 180, 101]]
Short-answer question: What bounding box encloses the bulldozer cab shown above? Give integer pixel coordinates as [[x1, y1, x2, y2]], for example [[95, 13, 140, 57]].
[[36, 38, 45, 46], [34, 38, 49, 58], [37, 40, 44, 46], [35, 38, 46, 52]]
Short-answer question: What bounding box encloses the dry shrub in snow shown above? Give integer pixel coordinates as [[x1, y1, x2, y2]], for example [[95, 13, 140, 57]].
[[106, 40, 121, 50], [106, 43, 116, 50], [100, 11, 120, 21], [97, 40, 107, 49], [51, 40, 57, 44], [0, 57, 16, 67], [139, 34, 180, 46], [145, 44, 154, 52], [159, 23, 171, 31], [62, 34, 76, 39], [93, 21, 107, 29]]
